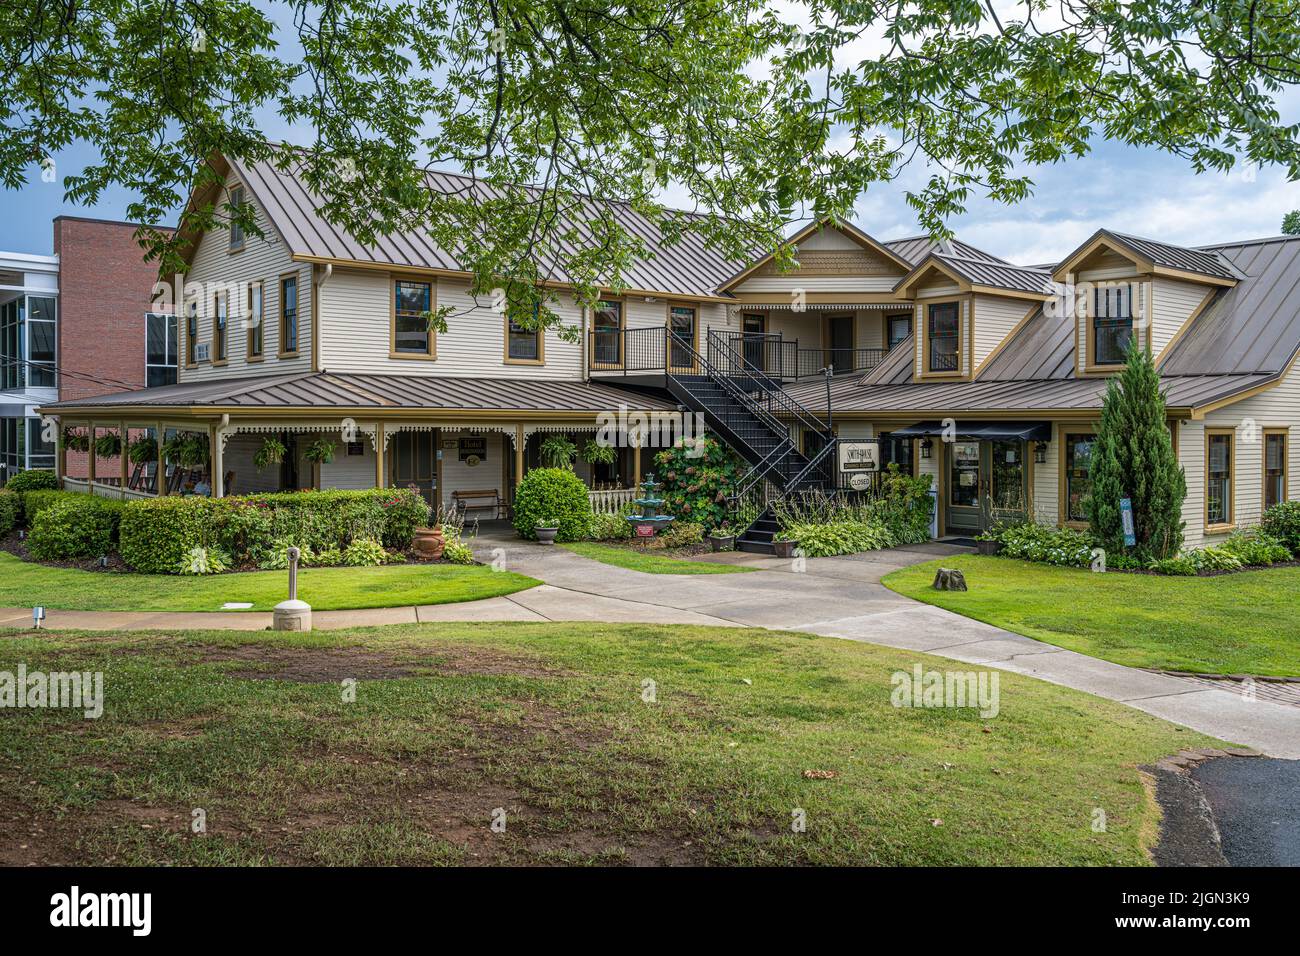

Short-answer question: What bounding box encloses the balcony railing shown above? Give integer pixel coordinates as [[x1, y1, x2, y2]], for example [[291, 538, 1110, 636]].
[[587, 325, 895, 379]]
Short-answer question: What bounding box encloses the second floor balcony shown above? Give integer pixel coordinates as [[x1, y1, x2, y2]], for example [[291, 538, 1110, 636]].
[[587, 326, 893, 381]]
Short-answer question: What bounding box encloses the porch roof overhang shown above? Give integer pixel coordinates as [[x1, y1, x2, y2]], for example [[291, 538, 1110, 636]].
[[890, 420, 1052, 442], [37, 371, 678, 421]]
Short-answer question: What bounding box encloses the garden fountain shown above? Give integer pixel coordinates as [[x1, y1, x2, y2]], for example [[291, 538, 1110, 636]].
[[625, 472, 676, 539]]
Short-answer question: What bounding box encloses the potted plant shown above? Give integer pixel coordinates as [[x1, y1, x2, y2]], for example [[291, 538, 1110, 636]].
[[412, 525, 446, 558], [773, 536, 799, 559], [253, 436, 287, 471], [535, 518, 560, 545], [302, 437, 336, 465], [127, 435, 157, 466], [94, 430, 122, 458], [539, 434, 577, 469], [974, 530, 1003, 556], [705, 521, 735, 552]]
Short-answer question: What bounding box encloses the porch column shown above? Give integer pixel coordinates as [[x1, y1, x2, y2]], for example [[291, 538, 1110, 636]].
[[375, 423, 385, 488], [514, 424, 524, 487], [55, 419, 65, 486], [633, 442, 642, 486], [119, 420, 129, 498], [210, 424, 225, 497], [155, 423, 167, 495], [87, 424, 96, 485]]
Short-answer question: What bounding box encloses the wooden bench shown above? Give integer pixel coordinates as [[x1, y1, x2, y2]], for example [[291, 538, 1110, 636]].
[[451, 488, 504, 519]]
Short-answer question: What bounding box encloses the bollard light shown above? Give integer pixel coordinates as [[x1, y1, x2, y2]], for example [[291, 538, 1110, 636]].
[[32, 606, 45, 629], [287, 546, 300, 600]]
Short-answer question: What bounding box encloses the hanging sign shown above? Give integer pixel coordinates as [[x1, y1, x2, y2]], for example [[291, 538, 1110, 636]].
[[838, 441, 880, 472], [458, 436, 487, 462], [1119, 497, 1136, 547]]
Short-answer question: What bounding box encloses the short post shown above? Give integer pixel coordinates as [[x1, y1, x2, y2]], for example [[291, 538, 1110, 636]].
[[272, 546, 312, 631]]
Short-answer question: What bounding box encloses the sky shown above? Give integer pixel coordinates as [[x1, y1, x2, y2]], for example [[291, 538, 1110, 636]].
[[3, 0, 1300, 267]]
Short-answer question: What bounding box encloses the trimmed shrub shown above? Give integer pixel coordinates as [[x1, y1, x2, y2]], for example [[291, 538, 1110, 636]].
[[118, 488, 428, 573], [0, 490, 19, 536], [118, 496, 225, 573], [588, 511, 632, 541], [28, 496, 124, 561], [512, 468, 591, 541], [988, 521, 1094, 567], [4, 469, 58, 494], [658, 521, 704, 548], [21, 489, 86, 525], [1261, 501, 1300, 554]]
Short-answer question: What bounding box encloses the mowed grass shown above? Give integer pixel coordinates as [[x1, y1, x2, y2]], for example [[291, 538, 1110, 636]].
[[0, 622, 1219, 866], [883, 554, 1300, 677], [560, 541, 752, 574], [0, 552, 538, 612]]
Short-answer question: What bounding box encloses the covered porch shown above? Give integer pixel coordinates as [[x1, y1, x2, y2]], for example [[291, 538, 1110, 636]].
[[36, 372, 677, 515]]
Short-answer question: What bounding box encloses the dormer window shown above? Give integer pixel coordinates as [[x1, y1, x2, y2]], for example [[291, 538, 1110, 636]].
[[926, 301, 960, 373], [1091, 283, 1134, 366]]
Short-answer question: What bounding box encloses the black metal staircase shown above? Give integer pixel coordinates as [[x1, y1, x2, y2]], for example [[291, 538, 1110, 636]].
[[660, 329, 839, 555]]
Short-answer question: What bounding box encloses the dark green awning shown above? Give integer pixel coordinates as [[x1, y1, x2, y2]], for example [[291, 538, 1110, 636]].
[[889, 421, 1052, 442]]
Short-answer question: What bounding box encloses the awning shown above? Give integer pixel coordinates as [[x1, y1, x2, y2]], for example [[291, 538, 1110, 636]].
[[889, 420, 1052, 442]]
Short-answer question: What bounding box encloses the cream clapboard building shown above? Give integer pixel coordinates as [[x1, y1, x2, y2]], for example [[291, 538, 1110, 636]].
[[43, 151, 1300, 546]]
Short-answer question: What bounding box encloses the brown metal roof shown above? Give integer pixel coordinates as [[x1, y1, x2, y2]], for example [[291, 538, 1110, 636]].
[[784, 372, 1273, 415], [234, 153, 748, 299], [932, 254, 1054, 295], [1110, 231, 1241, 281], [41, 371, 678, 414], [884, 236, 1010, 266], [977, 308, 1075, 381], [1161, 236, 1300, 376]]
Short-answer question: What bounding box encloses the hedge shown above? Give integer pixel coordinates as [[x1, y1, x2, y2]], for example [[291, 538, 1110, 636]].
[[511, 468, 591, 541], [0, 489, 18, 536], [4, 469, 58, 494], [21, 489, 87, 525], [28, 496, 125, 561], [118, 488, 429, 574]]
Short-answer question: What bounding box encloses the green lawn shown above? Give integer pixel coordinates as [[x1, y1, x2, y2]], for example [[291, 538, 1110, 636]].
[[561, 541, 753, 574], [0, 552, 538, 612], [883, 554, 1300, 677], [0, 623, 1217, 866]]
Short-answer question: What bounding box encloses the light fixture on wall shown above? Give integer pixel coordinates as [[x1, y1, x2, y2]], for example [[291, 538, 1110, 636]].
[[1034, 442, 1048, 464], [920, 439, 933, 460]]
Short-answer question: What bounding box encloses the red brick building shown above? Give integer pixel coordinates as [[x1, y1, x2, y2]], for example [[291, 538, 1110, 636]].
[[53, 217, 174, 479]]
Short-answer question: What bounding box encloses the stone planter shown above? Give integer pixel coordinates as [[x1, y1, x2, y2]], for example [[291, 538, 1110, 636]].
[[976, 539, 1002, 556], [706, 534, 735, 553], [536, 526, 559, 545], [773, 539, 799, 559], [412, 526, 446, 558]]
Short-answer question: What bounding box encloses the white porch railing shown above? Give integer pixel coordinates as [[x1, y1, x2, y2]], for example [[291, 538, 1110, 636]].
[[588, 487, 636, 514], [62, 477, 156, 500]]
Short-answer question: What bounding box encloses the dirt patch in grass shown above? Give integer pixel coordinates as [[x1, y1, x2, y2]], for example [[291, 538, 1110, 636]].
[[193, 641, 563, 683]]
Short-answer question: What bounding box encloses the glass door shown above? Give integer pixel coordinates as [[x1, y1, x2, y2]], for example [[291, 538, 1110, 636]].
[[944, 440, 1028, 534], [742, 313, 766, 371], [945, 441, 983, 533], [828, 315, 854, 373], [391, 429, 436, 508], [669, 305, 696, 371]]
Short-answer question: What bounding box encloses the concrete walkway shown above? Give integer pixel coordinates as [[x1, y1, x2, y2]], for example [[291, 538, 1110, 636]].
[[4, 530, 1298, 758]]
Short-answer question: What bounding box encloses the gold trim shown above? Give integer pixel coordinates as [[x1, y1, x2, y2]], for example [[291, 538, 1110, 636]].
[[917, 296, 968, 381], [502, 304, 545, 366], [716, 218, 914, 293], [391, 273, 437, 360], [278, 271, 301, 359], [1057, 424, 1098, 529], [1154, 286, 1220, 367], [1263, 427, 1289, 510]]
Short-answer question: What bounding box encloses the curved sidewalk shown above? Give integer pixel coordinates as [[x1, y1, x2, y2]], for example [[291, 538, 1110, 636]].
[[4, 532, 1298, 758]]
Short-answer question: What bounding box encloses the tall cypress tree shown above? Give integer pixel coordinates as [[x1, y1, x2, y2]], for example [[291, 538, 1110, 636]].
[[1085, 343, 1187, 558]]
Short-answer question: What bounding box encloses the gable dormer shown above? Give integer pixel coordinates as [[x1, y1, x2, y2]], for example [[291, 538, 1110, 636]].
[[895, 253, 1052, 382], [718, 220, 913, 297], [1052, 230, 1237, 376]]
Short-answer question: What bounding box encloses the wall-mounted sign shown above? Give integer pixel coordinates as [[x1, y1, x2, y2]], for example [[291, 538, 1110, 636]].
[[838, 440, 879, 472], [458, 436, 487, 462], [345, 441, 365, 456]]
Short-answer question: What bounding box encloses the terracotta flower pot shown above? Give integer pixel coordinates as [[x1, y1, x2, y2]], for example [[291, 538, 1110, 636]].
[[413, 526, 446, 558]]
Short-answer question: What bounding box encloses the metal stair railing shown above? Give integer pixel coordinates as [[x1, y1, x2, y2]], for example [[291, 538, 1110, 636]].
[[705, 330, 833, 443]]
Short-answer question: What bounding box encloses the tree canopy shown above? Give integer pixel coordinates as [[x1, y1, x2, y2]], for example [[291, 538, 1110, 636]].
[[4, 0, 1300, 323]]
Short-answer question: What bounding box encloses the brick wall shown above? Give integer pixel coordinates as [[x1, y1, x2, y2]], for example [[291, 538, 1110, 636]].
[[53, 217, 171, 478]]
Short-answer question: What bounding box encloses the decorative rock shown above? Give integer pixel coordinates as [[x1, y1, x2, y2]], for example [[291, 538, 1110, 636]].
[[932, 567, 968, 591], [1223, 747, 1264, 757], [273, 598, 312, 632]]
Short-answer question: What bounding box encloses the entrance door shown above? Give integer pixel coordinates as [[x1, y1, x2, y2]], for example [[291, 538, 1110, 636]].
[[742, 313, 766, 371], [944, 440, 1028, 534], [828, 315, 854, 373], [392, 429, 436, 508]]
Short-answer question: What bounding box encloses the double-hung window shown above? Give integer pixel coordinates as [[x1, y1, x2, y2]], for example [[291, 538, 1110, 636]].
[[1092, 283, 1134, 366], [146, 312, 178, 386], [506, 303, 542, 363], [213, 292, 228, 363], [247, 281, 264, 358], [1265, 430, 1288, 509], [186, 301, 198, 365], [927, 302, 960, 373], [887, 313, 912, 351], [228, 184, 246, 251], [393, 279, 433, 356], [280, 275, 298, 356], [1206, 430, 1234, 528]]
